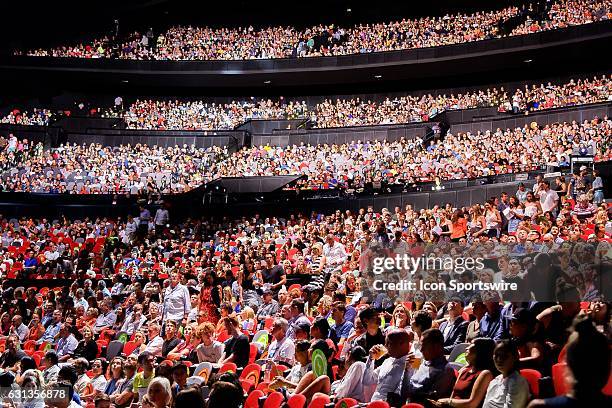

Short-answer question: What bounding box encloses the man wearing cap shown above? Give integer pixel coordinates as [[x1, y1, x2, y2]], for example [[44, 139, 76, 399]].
[[438, 299, 468, 354], [256, 289, 280, 325], [267, 318, 295, 366]]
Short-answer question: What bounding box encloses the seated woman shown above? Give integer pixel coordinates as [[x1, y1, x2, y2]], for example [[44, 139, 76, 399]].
[[385, 303, 413, 335], [130, 331, 148, 356], [240, 307, 256, 333], [141, 376, 172, 408], [167, 323, 200, 361], [482, 340, 530, 408], [269, 340, 311, 390], [82, 358, 109, 401], [528, 315, 612, 407], [277, 339, 334, 402], [71, 325, 98, 362], [321, 346, 368, 402], [433, 337, 496, 408]]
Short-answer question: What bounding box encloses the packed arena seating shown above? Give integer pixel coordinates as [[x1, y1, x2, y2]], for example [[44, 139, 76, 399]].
[[0, 108, 54, 126], [1, 116, 610, 194], [0, 178, 610, 407], [121, 74, 612, 130], [2, 75, 610, 130], [1, 1, 611, 407], [124, 99, 308, 131], [17, 0, 611, 60], [512, 0, 612, 34], [0, 140, 227, 194]]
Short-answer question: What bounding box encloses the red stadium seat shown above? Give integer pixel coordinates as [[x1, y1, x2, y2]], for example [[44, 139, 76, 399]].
[[245, 390, 264, 408], [367, 402, 390, 408], [249, 343, 258, 363], [23, 340, 36, 353], [520, 369, 541, 398], [240, 378, 255, 394], [335, 398, 358, 407], [287, 394, 306, 408], [402, 404, 425, 408], [219, 362, 238, 374], [256, 382, 272, 394], [263, 391, 284, 408], [122, 341, 138, 356], [308, 395, 330, 408], [240, 363, 262, 387]]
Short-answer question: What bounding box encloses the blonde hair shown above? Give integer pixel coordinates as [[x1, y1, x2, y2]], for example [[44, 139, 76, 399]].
[[198, 322, 216, 338], [241, 306, 255, 320]]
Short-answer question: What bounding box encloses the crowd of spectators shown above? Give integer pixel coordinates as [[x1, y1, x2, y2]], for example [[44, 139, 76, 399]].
[[124, 99, 308, 131], [119, 74, 612, 130], [19, 6, 520, 60], [0, 140, 228, 194], [511, 0, 612, 35], [211, 116, 612, 189], [0, 109, 55, 126], [0, 172, 610, 407], [18, 0, 612, 61], [499, 75, 612, 113], [2, 75, 610, 131], [1, 114, 610, 194]]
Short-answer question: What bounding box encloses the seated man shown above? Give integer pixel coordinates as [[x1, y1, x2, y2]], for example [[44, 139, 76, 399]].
[[438, 299, 468, 354], [0, 335, 25, 372], [267, 318, 296, 366], [219, 316, 250, 369], [256, 289, 280, 324], [362, 329, 411, 401], [405, 328, 456, 404], [56, 323, 79, 362], [37, 309, 63, 345], [143, 323, 163, 357], [109, 355, 137, 408], [329, 302, 354, 347]]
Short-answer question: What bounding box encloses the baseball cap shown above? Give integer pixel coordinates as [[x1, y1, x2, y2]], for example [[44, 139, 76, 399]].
[[292, 321, 311, 334]]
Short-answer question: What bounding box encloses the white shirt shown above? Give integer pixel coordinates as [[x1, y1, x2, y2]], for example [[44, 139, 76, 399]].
[[483, 371, 530, 408], [267, 336, 295, 366], [362, 355, 409, 401], [144, 335, 163, 357], [332, 361, 367, 401], [323, 241, 347, 268], [539, 189, 559, 213], [161, 283, 191, 322]]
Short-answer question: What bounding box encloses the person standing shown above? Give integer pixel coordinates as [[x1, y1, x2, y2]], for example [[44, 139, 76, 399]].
[[161, 271, 191, 328], [154, 203, 169, 238]]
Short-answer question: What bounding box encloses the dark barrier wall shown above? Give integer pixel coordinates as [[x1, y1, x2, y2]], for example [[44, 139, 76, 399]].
[[0, 123, 48, 143], [66, 130, 247, 149], [253, 121, 426, 147], [238, 119, 307, 135], [2, 22, 610, 88], [203, 179, 540, 216], [3, 162, 611, 219], [450, 102, 612, 134]]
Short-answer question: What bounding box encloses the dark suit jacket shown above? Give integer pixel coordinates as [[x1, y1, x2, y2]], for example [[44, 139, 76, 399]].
[[439, 316, 468, 354]]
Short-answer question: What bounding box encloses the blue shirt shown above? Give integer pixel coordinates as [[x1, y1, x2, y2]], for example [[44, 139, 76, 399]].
[[330, 320, 354, 344], [480, 310, 504, 341]]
